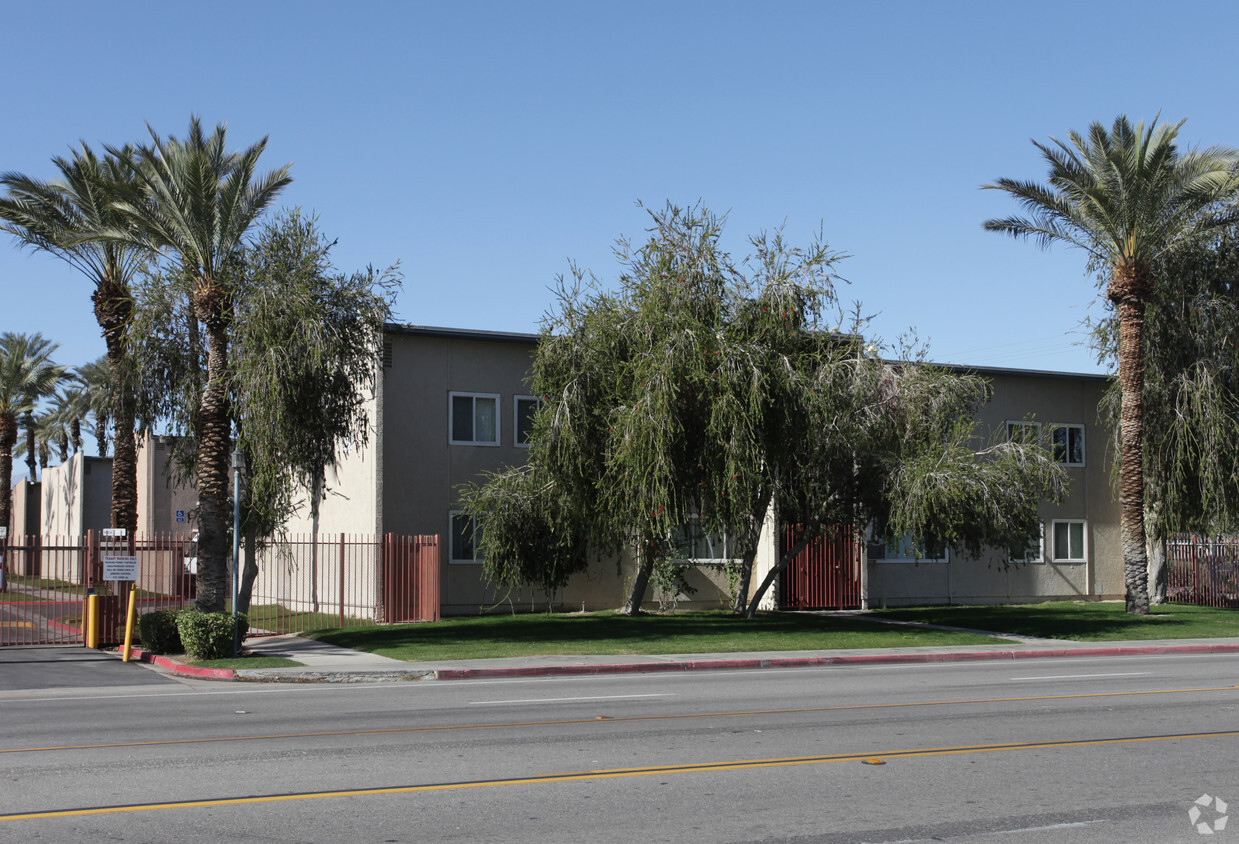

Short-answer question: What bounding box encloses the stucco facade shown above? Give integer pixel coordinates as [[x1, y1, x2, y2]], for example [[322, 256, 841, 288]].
[[865, 366, 1121, 606], [330, 326, 1122, 613], [40, 453, 112, 536], [135, 435, 199, 537]]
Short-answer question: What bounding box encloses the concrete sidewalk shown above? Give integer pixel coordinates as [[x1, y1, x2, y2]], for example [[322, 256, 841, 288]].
[[124, 631, 1239, 684]]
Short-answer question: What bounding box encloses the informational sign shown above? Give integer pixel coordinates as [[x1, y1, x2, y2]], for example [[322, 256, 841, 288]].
[[176, 510, 185, 523], [101, 528, 127, 538], [0, 526, 7, 539], [102, 555, 139, 581]]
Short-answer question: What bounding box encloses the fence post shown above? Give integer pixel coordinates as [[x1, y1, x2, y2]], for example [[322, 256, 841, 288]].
[[339, 533, 346, 628]]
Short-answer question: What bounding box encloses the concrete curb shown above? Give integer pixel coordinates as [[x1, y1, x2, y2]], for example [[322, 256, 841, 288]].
[[431, 642, 1239, 680], [233, 669, 437, 684], [127, 647, 238, 681], [123, 641, 1239, 683]]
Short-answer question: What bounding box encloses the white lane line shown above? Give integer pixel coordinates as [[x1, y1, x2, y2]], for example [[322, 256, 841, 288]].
[[469, 693, 673, 705], [1010, 672, 1151, 681]]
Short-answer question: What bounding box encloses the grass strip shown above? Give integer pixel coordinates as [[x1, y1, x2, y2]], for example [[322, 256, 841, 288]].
[[308, 609, 1010, 661], [870, 600, 1239, 641]]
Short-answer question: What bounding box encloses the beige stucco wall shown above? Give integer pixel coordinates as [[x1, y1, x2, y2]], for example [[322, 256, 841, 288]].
[[277, 399, 382, 538], [135, 436, 199, 537], [866, 369, 1122, 606], [40, 453, 112, 536], [8, 478, 40, 538]]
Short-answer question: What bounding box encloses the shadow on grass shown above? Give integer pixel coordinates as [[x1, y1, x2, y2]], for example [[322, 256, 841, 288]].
[[306, 609, 1003, 658], [871, 602, 1239, 641]]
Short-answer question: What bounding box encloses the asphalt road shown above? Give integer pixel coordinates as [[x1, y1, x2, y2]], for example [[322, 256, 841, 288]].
[[1, 650, 1238, 842]]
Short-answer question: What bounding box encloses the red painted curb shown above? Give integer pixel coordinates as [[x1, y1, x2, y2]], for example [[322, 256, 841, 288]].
[[432, 642, 1239, 680], [128, 647, 237, 680]]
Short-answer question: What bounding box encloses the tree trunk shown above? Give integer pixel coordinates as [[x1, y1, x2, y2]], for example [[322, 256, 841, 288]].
[[621, 550, 654, 615], [193, 293, 233, 613], [730, 499, 770, 615], [1111, 269, 1151, 615], [23, 411, 36, 482], [0, 413, 16, 535], [95, 410, 109, 457], [237, 528, 260, 615], [94, 276, 138, 535], [744, 535, 811, 619], [731, 547, 755, 615]]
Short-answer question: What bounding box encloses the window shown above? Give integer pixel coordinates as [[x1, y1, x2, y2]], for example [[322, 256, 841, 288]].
[[669, 515, 735, 563], [1050, 424, 1085, 466], [1010, 521, 1044, 564], [1052, 520, 1086, 562], [868, 527, 949, 563], [450, 393, 499, 445], [514, 396, 543, 447], [450, 512, 483, 563], [1006, 421, 1040, 445]]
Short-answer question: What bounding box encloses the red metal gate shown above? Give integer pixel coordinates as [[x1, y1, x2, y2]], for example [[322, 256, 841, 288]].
[[778, 526, 862, 610], [382, 534, 440, 623], [1, 534, 88, 645], [1167, 535, 1239, 608], [0, 532, 195, 646]]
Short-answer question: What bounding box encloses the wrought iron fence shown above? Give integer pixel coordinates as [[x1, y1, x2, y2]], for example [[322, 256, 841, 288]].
[[0, 532, 439, 646]]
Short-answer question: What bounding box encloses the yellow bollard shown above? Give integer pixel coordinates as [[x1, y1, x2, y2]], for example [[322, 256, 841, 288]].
[[85, 594, 100, 649], [122, 585, 138, 662]]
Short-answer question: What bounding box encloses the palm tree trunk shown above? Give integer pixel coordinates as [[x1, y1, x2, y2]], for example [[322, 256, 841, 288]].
[[94, 277, 138, 535], [194, 306, 233, 613], [23, 411, 36, 482], [1113, 273, 1151, 615], [0, 414, 16, 535]]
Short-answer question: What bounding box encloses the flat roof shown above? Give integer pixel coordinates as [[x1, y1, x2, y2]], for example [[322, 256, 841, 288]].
[[385, 323, 539, 344], [385, 324, 1110, 381]]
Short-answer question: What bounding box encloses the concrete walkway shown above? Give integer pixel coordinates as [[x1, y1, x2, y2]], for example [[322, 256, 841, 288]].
[[123, 628, 1239, 684]]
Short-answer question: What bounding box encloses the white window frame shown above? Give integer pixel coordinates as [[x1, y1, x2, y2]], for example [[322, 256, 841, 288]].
[[1051, 519, 1087, 563], [668, 514, 736, 565], [449, 392, 500, 446], [1049, 423, 1085, 466], [1005, 420, 1041, 445], [513, 395, 543, 448], [1010, 520, 1045, 564], [449, 510, 484, 564], [868, 526, 950, 564]]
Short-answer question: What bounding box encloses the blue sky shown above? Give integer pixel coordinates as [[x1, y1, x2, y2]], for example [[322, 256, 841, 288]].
[[4, 0, 1238, 473]]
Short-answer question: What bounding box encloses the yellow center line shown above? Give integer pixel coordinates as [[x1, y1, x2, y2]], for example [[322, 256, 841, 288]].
[[6, 728, 1239, 822], [4, 684, 1238, 756]]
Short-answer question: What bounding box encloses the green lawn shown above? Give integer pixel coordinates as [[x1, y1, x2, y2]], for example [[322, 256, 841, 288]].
[[308, 609, 1011, 661], [188, 656, 304, 669], [7, 575, 86, 596], [870, 601, 1239, 641], [245, 604, 371, 634]]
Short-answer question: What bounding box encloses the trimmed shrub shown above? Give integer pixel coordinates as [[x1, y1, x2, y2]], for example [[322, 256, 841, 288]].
[[176, 610, 249, 661], [136, 609, 183, 655]]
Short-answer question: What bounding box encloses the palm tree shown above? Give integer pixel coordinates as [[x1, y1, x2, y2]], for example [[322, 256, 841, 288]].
[[76, 358, 112, 456], [109, 117, 291, 612], [49, 379, 88, 457], [0, 333, 66, 533], [0, 144, 147, 535], [983, 116, 1239, 614]]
